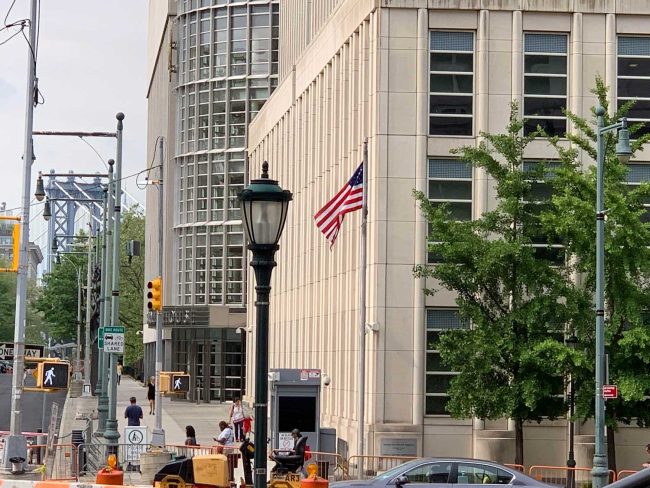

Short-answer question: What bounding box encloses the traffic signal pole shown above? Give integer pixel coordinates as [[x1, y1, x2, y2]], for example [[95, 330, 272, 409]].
[[104, 113, 124, 454], [4, 0, 38, 471], [151, 137, 166, 447]]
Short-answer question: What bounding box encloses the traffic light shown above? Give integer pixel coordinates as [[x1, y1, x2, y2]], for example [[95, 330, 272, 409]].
[[11, 223, 19, 272], [147, 277, 163, 312], [171, 374, 190, 392], [36, 361, 70, 389]]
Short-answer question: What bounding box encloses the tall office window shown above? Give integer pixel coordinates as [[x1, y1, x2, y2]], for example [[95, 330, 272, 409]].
[[429, 31, 474, 136], [523, 33, 568, 137], [425, 309, 467, 415], [626, 164, 650, 223], [522, 161, 564, 264], [618, 37, 650, 136], [427, 159, 472, 263]]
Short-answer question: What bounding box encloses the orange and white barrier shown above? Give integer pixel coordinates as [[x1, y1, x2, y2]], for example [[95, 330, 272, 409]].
[[0, 480, 151, 488]]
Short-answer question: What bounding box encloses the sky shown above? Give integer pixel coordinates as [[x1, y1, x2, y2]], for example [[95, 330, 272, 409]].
[[0, 0, 148, 246]]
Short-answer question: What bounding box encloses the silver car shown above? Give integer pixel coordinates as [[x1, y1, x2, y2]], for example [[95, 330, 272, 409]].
[[332, 458, 551, 488]]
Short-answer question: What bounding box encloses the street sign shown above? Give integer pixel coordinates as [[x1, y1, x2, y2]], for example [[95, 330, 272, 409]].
[[103, 326, 125, 353], [124, 426, 147, 463], [98, 327, 104, 349], [603, 385, 618, 399], [0, 342, 44, 361]]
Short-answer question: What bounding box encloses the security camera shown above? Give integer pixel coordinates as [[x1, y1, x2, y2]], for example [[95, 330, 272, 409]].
[[322, 374, 331, 386]]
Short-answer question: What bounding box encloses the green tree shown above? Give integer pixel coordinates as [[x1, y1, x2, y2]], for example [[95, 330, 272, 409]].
[[34, 251, 86, 341], [414, 104, 592, 466], [118, 208, 145, 366], [0, 262, 17, 341], [542, 77, 650, 471]]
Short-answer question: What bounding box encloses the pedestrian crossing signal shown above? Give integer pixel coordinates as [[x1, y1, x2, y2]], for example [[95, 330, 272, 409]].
[[171, 374, 190, 392], [36, 361, 70, 389]]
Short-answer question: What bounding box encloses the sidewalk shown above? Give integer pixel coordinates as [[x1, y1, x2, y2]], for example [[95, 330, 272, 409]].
[[58, 376, 244, 484]]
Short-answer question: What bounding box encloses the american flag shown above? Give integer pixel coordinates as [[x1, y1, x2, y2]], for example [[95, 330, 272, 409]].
[[314, 163, 364, 246]]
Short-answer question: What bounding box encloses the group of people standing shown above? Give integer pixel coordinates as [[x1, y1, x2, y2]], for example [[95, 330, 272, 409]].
[[183, 397, 251, 447]]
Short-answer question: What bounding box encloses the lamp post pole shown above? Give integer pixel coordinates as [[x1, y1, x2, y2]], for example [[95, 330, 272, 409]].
[[96, 162, 114, 436], [592, 107, 632, 488], [104, 113, 125, 454], [238, 162, 292, 488], [82, 229, 94, 396]]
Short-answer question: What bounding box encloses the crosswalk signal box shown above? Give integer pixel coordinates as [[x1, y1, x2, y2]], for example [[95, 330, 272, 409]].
[[171, 374, 190, 392], [37, 361, 70, 389]]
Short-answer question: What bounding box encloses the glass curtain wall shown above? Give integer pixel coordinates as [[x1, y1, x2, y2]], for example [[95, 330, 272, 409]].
[[176, 0, 279, 307]]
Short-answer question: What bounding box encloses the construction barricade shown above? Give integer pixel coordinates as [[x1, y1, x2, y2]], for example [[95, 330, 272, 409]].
[[46, 443, 78, 480], [617, 470, 638, 480], [504, 464, 525, 472], [305, 450, 348, 480], [347, 455, 415, 480], [528, 465, 617, 487]]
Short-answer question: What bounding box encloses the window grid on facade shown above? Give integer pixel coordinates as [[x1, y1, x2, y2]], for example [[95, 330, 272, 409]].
[[618, 36, 650, 137], [429, 31, 474, 136], [626, 163, 650, 223], [427, 159, 473, 263], [523, 33, 568, 137], [175, 1, 279, 308], [425, 309, 468, 415], [522, 161, 565, 264]]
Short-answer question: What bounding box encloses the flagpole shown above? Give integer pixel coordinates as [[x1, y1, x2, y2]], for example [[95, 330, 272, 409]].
[[358, 138, 368, 470]]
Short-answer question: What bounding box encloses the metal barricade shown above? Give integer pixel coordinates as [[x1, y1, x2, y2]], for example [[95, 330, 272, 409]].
[[47, 443, 78, 480], [505, 464, 525, 473], [618, 470, 639, 480], [347, 455, 415, 480], [306, 451, 348, 480], [77, 442, 152, 475], [528, 465, 617, 487], [165, 444, 219, 458]]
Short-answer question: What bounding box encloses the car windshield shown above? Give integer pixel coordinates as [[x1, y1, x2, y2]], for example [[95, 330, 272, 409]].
[[372, 462, 417, 482]]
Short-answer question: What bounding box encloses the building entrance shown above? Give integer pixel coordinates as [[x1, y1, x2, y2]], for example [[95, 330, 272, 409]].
[[171, 327, 245, 402]]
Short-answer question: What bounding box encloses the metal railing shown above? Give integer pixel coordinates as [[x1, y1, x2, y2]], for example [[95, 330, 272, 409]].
[[347, 455, 415, 480], [505, 463, 525, 472], [617, 470, 638, 480], [305, 450, 348, 480], [77, 442, 152, 475], [528, 465, 617, 487], [46, 443, 78, 480]]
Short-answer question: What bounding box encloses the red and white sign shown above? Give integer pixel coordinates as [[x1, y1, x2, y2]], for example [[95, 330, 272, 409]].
[[603, 385, 618, 399]]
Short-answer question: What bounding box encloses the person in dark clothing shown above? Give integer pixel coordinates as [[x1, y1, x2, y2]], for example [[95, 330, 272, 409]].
[[124, 396, 143, 426], [185, 425, 198, 446], [147, 377, 155, 414]]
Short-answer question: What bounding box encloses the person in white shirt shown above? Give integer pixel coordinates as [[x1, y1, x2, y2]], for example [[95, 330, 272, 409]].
[[213, 421, 234, 452]]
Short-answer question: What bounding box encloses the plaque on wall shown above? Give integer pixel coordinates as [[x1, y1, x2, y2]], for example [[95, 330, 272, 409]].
[[380, 437, 418, 456]]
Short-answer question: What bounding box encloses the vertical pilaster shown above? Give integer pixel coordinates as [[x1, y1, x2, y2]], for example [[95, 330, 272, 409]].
[[570, 13, 583, 130], [605, 13, 617, 116]]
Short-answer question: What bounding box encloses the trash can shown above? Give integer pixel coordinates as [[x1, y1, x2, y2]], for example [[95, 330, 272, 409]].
[[71, 429, 85, 475]]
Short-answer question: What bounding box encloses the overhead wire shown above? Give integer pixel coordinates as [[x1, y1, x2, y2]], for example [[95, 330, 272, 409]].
[[136, 135, 164, 189]]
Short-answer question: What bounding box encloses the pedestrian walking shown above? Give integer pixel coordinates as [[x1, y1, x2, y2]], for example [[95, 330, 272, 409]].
[[147, 376, 155, 414], [117, 361, 123, 386], [230, 397, 246, 441], [124, 396, 143, 426], [185, 425, 198, 446]]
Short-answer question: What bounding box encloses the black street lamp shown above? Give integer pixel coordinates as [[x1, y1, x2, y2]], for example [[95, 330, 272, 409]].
[[34, 172, 45, 202], [43, 198, 52, 221], [566, 334, 579, 488], [238, 161, 292, 488]]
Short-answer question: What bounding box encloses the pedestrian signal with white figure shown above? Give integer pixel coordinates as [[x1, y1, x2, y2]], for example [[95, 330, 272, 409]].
[[36, 361, 70, 389], [159, 371, 191, 394]]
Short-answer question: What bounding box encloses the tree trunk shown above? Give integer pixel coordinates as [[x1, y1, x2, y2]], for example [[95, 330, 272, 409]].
[[515, 419, 524, 466], [607, 425, 617, 475]]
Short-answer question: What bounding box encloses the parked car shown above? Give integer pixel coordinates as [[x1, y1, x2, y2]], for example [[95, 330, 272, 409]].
[[332, 458, 552, 488]]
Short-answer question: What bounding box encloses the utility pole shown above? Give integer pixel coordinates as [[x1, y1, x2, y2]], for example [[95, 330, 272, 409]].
[[82, 228, 94, 396], [96, 162, 114, 436], [151, 137, 166, 446], [4, 0, 38, 470], [104, 113, 125, 454]]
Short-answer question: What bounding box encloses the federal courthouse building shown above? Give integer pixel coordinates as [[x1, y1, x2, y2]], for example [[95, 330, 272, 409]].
[[246, 0, 650, 469]]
